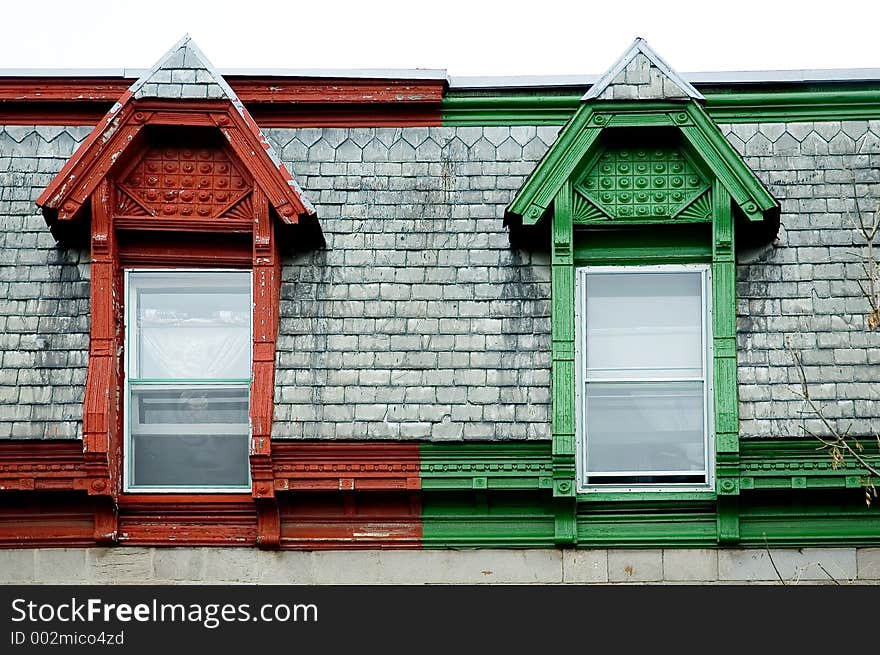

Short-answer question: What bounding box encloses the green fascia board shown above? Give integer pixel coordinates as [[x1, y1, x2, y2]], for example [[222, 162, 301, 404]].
[[681, 103, 778, 219], [419, 442, 553, 491], [505, 100, 777, 227], [505, 104, 601, 223], [740, 438, 880, 490], [443, 88, 880, 125], [415, 438, 877, 496]]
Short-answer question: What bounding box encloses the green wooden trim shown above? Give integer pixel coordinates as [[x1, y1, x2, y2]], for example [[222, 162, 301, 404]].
[[683, 103, 777, 218], [442, 88, 880, 125], [577, 491, 716, 503], [420, 485, 880, 548], [421, 491, 556, 548], [711, 182, 741, 544], [506, 100, 777, 226], [416, 440, 880, 547], [573, 224, 713, 266], [419, 443, 552, 491], [740, 438, 880, 491]]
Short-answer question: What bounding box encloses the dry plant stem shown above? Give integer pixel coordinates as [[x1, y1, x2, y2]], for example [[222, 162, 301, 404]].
[[816, 562, 841, 585], [763, 534, 786, 585], [791, 350, 880, 480], [847, 175, 880, 329]]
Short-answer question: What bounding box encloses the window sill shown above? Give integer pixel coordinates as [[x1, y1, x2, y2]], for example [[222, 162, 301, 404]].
[[576, 490, 717, 503]]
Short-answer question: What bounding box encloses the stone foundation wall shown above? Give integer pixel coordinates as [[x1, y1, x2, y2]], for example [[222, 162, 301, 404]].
[[2, 547, 878, 584]]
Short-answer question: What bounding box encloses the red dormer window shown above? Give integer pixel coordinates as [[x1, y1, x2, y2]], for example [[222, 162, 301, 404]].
[[36, 36, 316, 547]]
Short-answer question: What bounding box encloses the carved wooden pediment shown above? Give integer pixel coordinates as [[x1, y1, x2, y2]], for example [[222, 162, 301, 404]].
[[115, 129, 254, 221]]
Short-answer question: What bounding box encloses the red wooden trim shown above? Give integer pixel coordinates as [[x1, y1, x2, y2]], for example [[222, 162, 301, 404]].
[[279, 492, 422, 549], [0, 103, 443, 127], [0, 78, 133, 102], [0, 441, 87, 492], [115, 217, 254, 234], [0, 493, 97, 548], [0, 102, 110, 125], [0, 442, 424, 548], [0, 76, 445, 104], [38, 100, 311, 223], [118, 495, 258, 546], [249, 104, 442, 127], [272, 443, 422, 492]]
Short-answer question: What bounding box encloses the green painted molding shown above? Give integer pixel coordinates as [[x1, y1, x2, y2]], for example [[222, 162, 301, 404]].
[[419, 443, 552, 491], [740, 438, 880, 491], [417, 439, 878, 494], [443, 88, 880, 125], [505, 101, 777, 226]]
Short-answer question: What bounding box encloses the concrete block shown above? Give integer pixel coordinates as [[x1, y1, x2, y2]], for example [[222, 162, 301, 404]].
[[35, 548, 88, 583], [88, 548, 153, 583], [663, 549, 719, 582], [259, 551, 316, 584], [563, 549, 608, 583], [202, 548, 261, 583], [608, 549, 663, 582], [153, 548, 206, 582], [856, 548, 880, 580], [718, 548, 857, 582], [0, 549, 36, 583]]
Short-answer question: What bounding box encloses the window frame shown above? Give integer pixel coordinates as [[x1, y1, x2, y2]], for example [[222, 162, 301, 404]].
[[575, 262, 715, 494], [123, 267, 254, 494]]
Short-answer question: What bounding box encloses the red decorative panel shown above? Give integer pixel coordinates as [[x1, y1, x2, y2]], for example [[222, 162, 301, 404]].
[[0, 492, 96, 548], [118, 495, 258, 546], [279, 492, 422, 549], [272, 443, 421, 492], [0, 441, 88, 492], [118, 145, 252, 219]]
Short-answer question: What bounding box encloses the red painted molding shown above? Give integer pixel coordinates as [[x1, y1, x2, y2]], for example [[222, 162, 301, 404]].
[[273, 443, 421, 492], [0, 443, 424, 548], [280, 492, 422, 549], [118, 494, 258, 546], [0, 103, 443, 127], [0, 76, 445, 104], [0, 77, 445, 127], [36, 100, 313, 224], [0, 441, 87, 492], [248, 104, 442, 128], [0, 493, 97, 548]]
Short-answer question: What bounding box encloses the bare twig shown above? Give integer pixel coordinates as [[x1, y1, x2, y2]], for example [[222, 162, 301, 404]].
[[817, 562, 842, 585], [763, 534, 786, 585]]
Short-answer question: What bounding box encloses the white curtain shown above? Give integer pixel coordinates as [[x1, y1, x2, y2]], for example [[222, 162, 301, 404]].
[[140, 325, 250, 379]]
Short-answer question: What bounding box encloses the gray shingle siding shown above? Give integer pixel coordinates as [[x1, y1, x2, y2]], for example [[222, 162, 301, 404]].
[[266, 126, 556, 440], [0, 120, 878, 442], [725, 120, 880, 438], [0, 126, 90, 439]]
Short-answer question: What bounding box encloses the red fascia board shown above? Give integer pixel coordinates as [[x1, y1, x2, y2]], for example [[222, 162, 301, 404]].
[[0, 76, 446, 104]]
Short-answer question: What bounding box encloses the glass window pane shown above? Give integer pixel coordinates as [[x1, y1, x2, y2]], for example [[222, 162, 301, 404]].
[[585, 272, 702, 379], [585, 381, 705, 474], [130, 386, 249, 487], [131, 434, 250, 488], [132, 271, 251, 379]]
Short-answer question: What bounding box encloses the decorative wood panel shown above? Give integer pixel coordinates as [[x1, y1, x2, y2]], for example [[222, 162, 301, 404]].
[[117, 142, 252, 220], [575, 142, 709, 222]]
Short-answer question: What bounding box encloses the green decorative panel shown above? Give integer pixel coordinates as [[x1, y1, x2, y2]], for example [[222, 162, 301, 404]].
[[574, 144, 710, 222]]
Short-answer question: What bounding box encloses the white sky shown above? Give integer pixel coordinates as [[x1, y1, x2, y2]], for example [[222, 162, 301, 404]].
[[2, 0, 880, 77]]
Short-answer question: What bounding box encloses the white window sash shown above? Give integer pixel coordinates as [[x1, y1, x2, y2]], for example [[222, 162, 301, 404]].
[[575, 263, 715, 494], [123, 269, 253, 493]]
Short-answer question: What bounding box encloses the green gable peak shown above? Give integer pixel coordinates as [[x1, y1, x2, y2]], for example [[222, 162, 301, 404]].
[[583, 37, 704, 103]]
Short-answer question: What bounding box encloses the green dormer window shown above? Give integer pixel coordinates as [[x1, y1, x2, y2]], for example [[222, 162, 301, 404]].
[[506, 38, 778, 544]]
